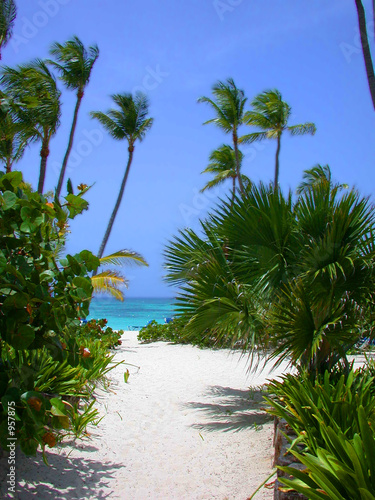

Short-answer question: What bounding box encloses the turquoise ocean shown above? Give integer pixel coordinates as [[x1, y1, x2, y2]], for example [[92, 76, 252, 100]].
[[87, 297, 176, 331]]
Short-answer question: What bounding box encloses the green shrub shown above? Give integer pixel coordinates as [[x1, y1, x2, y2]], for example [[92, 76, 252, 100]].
[[279, 406, 375, 499], [265, 368, 375, 454], [138, 318, 233, 348], [0, 171, 123, 457]]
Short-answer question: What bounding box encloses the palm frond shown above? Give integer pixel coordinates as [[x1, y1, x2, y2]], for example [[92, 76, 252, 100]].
[[99, 249, 148, 268], [91, 270, 128, 302], [0, 0, 16, 54]]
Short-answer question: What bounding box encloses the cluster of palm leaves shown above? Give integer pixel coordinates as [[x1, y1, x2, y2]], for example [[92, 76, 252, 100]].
[[165, 165, 375, 374], [198, 78, 316, 199]]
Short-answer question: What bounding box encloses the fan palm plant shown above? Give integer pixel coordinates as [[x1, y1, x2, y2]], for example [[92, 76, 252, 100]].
[[1, 60, 61, 193], [200, 145, 250, 204], [241, 89, 316, 187], [91, 92, 153, 261], [48, 36, 99, 197], [198, 78, 247, 194], [92, 249, 148, 301], [0, 0, 16, 60], [164, 166, 375, 375]]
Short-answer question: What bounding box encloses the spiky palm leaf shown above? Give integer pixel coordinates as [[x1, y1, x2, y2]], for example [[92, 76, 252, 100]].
[[241, 89, 316, 186], [0, 0, 16, 59]]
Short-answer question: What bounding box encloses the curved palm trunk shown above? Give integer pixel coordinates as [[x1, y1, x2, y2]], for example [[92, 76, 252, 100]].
[[354, 0, 375, 110], [233, 130, 244, 195], [96, 147, 134, 262], [274, 133, 281, 188], [56, 90, 84, 198], [6, 157, 11, 173], [231, 177, 236, 207], [38, 132, 50, 194]]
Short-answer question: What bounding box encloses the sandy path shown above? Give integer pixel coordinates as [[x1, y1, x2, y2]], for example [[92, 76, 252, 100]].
[[0, 332, 291, 500]]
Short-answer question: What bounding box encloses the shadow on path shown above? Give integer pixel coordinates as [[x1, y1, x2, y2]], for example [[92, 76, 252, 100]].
[[0, 444, 123, 500], [185, 385, 272, 433]]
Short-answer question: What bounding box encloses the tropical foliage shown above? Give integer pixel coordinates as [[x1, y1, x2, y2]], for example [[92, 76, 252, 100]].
[[266, 367, 375, 499], [48, 36, 99, 197], [0, 0, 16, 60], [200, 145, 250, 204], [241, 89, 316, 187], [0, 170, 116, 456], [198, 78, 248, 193], [0, 60, 61, 193], [164, 165, 375, 375], [91, 92, 154, 260], [92, 249, 148, 301]]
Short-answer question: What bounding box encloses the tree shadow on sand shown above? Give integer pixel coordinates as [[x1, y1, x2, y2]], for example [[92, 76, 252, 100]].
[[0, 442, 123, 499], [184, 385, 272, 433]]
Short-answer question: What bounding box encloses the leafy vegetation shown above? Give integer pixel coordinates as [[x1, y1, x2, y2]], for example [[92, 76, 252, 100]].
[[0, 171, 124, 457], [266, 367, 375, 499], [138, 318, 233, 348], [164, 165, 375, 376]]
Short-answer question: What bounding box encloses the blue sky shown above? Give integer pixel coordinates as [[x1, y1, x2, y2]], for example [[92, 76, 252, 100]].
[[4, 0, 375, 297]]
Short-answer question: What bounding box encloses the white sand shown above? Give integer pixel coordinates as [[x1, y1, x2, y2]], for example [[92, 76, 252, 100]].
[[0, 331, 292, 500]]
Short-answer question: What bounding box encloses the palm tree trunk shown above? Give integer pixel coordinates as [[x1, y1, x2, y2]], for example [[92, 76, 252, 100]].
[[231, 177, 236, 206], [233, 131, 244, 194], [6, 157, 11, 173], [38, 132, 50, 194], [56, 89, 83, 198], [96, 147, 134, 262], [274, 133, 281, 188], [354, 0, 375, 110]]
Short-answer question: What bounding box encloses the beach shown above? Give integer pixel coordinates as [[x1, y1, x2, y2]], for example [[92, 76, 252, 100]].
[[1, 331, 292, 500]]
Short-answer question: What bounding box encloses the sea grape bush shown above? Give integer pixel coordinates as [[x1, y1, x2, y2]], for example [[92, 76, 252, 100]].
[[0, 170, 109, 456]]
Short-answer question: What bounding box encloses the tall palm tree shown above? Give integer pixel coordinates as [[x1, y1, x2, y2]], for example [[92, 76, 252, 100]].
[[200, 145, 249, 204], [0, 0, 16, 60], [48, 36, 99, 197], [91, 92, 153, 261], [198, 78, 247, 194], [1, 60, 61, 193], [242, 89, 316, 188], [354, 0, 375, 110], [92, 249, 148, 301]]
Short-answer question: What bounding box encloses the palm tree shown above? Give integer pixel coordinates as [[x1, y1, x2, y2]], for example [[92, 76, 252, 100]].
[[92, 250, 148, 301], [296, 164, 348, 195], [91, 92, 153, 261], [1, 60, 61, 193], [242, 89, 316, 188], [200, 145, 250, 204], [354, 0, 375, 110], [48, 36, 99, 197], [198, 78, 247, 194], [0, 0, 16, 60], [164, 167, 375, 375]]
